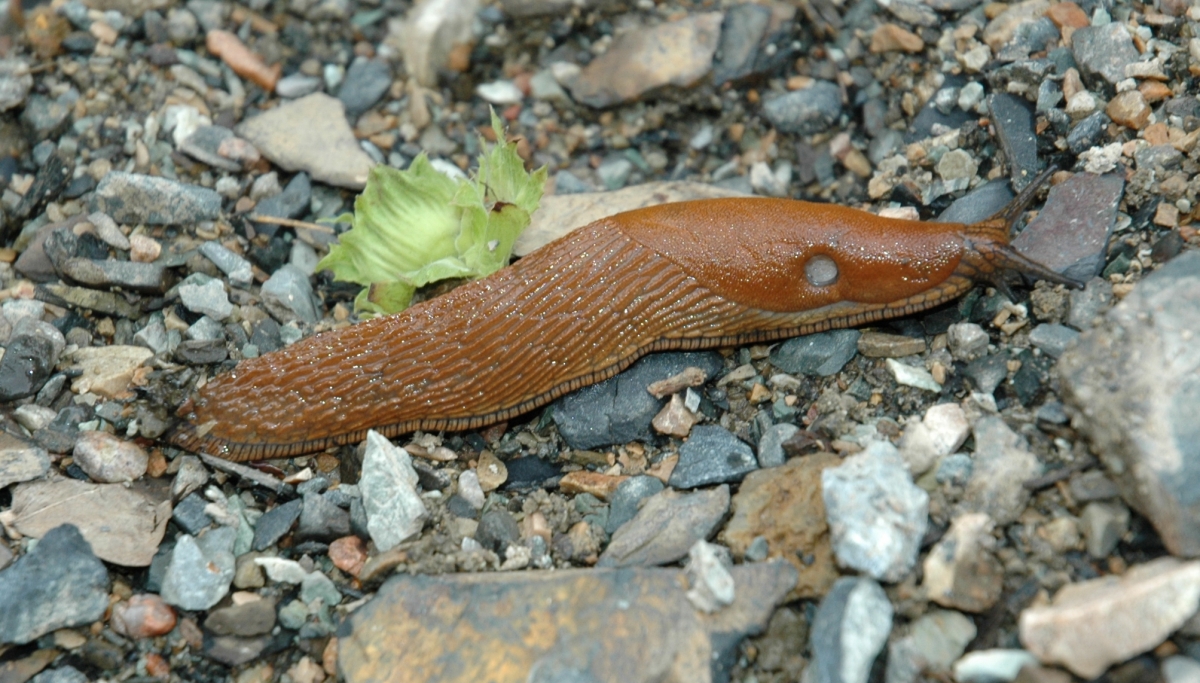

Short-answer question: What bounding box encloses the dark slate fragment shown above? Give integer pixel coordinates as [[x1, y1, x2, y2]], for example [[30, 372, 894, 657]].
[[250, 317, 283, 354], [503, 456, 562, 488], [1011, 172, 1124, 282], [252, 498, 302, 551], [446, 495, 479, 519], [253, 173, 312, 238], [475, 509, 521, 554], [553, 352, 724, 450], [91, 172, 222, 225], [1028, 323, 1080, 358], [605, 476, 664, 534], [295, 492, 351, 543], [179, 126, 243, 172], [668, 425, 758, 489], [9, 155, 70, 228], [988, 93, 1039, 191], [0, 333, 55, 401], [173, 492, 214, 535], [59, 258, 170, 293], [175, 339, 228, 364], [906, 75, 973, 143], [937, 181, 1013, 225], [34, 405, 90, 454], [338, 58, 392, 119], [0, 524, 109, 645], [1072, 23, 1139, 92], [769, 330, 860, 377], [1067, 111, 1110, 153], [965, 353, 1008, 394], [762, 81, 843, 135]]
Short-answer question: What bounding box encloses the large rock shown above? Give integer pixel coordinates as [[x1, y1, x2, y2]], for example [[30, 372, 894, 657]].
[[0, 525, 109, 644], [1058, 252, 1200, 556]]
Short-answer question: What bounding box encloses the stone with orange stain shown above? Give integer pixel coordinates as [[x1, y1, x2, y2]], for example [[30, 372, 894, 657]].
[[206, 30, 280, 91], [1046, 1, 1089, 28], [1139, 80, 1172, 104], [559, 471, 628, 500], [338, 561, 796, 683], [870, 23, 924, 53], [721, 453, 840, 600], [1106, 90, 1152, 130], [329, 536, 368, 577]]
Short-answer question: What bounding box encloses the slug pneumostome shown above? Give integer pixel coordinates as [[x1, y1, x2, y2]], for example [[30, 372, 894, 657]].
[[169, 176, 1081, 461]]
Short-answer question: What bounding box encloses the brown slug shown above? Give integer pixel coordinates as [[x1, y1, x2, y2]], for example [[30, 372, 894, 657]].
[[168, 172, 1081, 461]]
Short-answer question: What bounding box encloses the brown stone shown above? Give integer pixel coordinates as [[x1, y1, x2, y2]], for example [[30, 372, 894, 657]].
[[1106, 90, 1152, 130], [721, 454, 840, 599], [206, 30, 280, 91], [475, 451, 507, 492], [110, 594, 177, 639], [982, 0, 1051, 50], [857, 331, 927, 358], [651, 393, 702, 437], [565, 13, 724, 108], [870, 23, 925, 53], [923, 513, 1004, 612], [559, 471, 628, 500], [1046, 1, 1089, 28], [329, 536, 368, 577], [339, 562, 797, 683]]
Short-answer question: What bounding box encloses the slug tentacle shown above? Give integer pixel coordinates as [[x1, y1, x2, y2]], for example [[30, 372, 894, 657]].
[[169, 194, 1076, 462]]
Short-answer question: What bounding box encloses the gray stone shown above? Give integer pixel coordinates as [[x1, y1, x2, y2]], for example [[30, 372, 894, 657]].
[[1058, 252, 1200, 556], [0, 58, 32, 111], [1072, 23, 1140, 91], [0, 525, 109, 645], [809, 577, 894, 683], [253, 172, 311, 237], [475, 509, 521, 554], [338, 58, 391, 119], [199, 241, 253, 286], [598, 485, 730, 567], [178, 274, 233, 320], [1163, 656, 1200, 683], [947, 322, 989, 362], [72, 431, 148, 483], [887, 610, 977, 683], [1067, 277, 1114, 330], [1066, 111, 1110, 154], [822, 441, 928, 582], [605, 475, 665, 535], [597, 156, 634, 191], [60, 258, 169, 293], [668, 425, 758, 489], [261, 264, 319, 323], [178, 125, 246, 172], [204, 596, 276, 636], [1080, 501, 1129, 559], [0, 319, 65, 401], [360, 431, 427, 552], [1027, 323, 1079, 359], [172, 492, 213, 535], [296, 491, 351, 542], [92, 172, 222, 225], [938, 181, 1014, 225], [21, 89, 78, 141], [0, 436, 51, 489], [762, 81, 843, 135], [988, 94, 1039, 191], [553, 352, 723, 450], [160, 528, 236, 611], [770, 330, 861, 376], [713, 3, 772, 84], [185, 315, 225, 342], [758, 423, 800, 468], [962, 416, 1042, 525], [29, 666, 88, 683], [275, 73, 322, 98], [965, 353, 1008, 394]]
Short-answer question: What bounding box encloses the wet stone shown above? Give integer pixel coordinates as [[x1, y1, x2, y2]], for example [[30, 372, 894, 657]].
[[1058, 252, 1200, 556], [296, 491, 351, 543], [599, 485, 730, 567], [769, 329, 861, 376], [261, 264, 320, 323], [723, 453, 840, 599], [1072, 23, 1140, 91], [0, 320, 63, 401], [160, 528, 236, 611], [172, 492, 213, 535], [809, 577, 894, 683], [338, 58, 391, 119], [1011, 172, 1124, 284], [339, 560, 796, 683], [0, 524, 109, 645], [762, 81, 843, 135], [668, 425, 758, 489], [91, 172, 221, 225], [822, 441, 928, 582], [988, 94, 1039, 191], [553, 351, 723, 450], [565, 13, 723, 108]]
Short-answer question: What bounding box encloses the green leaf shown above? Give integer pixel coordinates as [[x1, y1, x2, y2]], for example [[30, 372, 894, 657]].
[[315, 112, 545, 316]]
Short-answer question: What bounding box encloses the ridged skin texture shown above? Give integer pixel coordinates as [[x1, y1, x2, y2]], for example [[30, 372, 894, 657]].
[[171, 198, 985, 460]]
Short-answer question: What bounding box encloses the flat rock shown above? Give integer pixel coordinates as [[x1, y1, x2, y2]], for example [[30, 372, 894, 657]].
[[565, 13, 723, 108], [668, 425, 758, 488], [515, 181, 746, 256], [822, 441, 928, 582], [1072, 23, 1139, 91], [988, 93, 1039, 191], [252, 498, 302, 551], [160, 528, 236, 610], [66, 345, 153, 399], [1019, 558, 1200, 678], [11, 478, 172, 566], [554, 351, 724, 450], [59, 258, 170, 294], [72, 431, 148, 483], [809, 577, 894, 683], [605, 475, 664, 534], [722, 453, 840, 599], [1010, 174, 1124, 285], [1058, 251, 1200, 556], [770, 330, 861, 376], [91, 172, 221, 225], [0, 524, 109, 645], [338, 561, 796, 683], [762, 81, 844, 135], [598, 485, 730, 567], [235, 93, 375, 189], [0, 432, 51, 489]]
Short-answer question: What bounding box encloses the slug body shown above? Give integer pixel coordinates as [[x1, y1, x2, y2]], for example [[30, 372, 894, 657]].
[[170, 196, 1072, 461]]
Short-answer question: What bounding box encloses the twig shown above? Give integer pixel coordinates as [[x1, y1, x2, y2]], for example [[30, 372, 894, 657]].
[[198, 452, 293, 494], [247, 214, 337, 233]]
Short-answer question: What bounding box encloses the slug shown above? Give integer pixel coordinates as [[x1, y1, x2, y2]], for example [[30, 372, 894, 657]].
[[169, 174, 1081, 461]]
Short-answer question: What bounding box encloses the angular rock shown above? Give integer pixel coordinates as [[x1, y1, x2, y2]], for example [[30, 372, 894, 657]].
[[339, 561, 796, 683], [922, 513, 1004, 612], [0, 432, 51, 489], [360, 431, 427, 552], [605, 475, 664, 534], [554, 352, 723, 450], [1058, 252, 1200, 556], [91, 172, 222, 225], [722, 453, 840, 599], [59, 258, 170, 294], [899, 402, 970, 475], [962, 416, 1042, 525], [0, 319, 65, 401], [668, 425, 758, 489], [338, 58, 391, 119], [66, 346, 154, 399], [260, 264, 319, 323], [252, 498, 302, 551], [1019, 558, 1200, 678], [770, 330, 861, 376], [599, 485, 730, 568], [763, 81, 843, 135], [1072, 23, 1139, 91], [0, 525, 109, 645], [887, 610, 977, 683], [160, 528, 236, 611], [1010, 173, 1123, 283], [809, 577, 894, 683], [822, 441, 928, 581], [566, 13, 723, 108], [988, 94, 1039, 191], [72, 431, 148, 483], [235, 93, 375, 189]]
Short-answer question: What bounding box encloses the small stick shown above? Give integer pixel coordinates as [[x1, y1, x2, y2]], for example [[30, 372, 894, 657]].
[[247, 214, 337, 234]]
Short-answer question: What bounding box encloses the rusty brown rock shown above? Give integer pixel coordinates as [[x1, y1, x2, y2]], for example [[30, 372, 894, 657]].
[[721, 453, 840, 599], [338, 561, 797, 683], [206, 30, 280, 91], [1105, 90, 1152, 130], [856, 331, 927, 358], [559, 471, 628, 500], [565, 13, 724, 108], [870, 24, 924, 53]]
